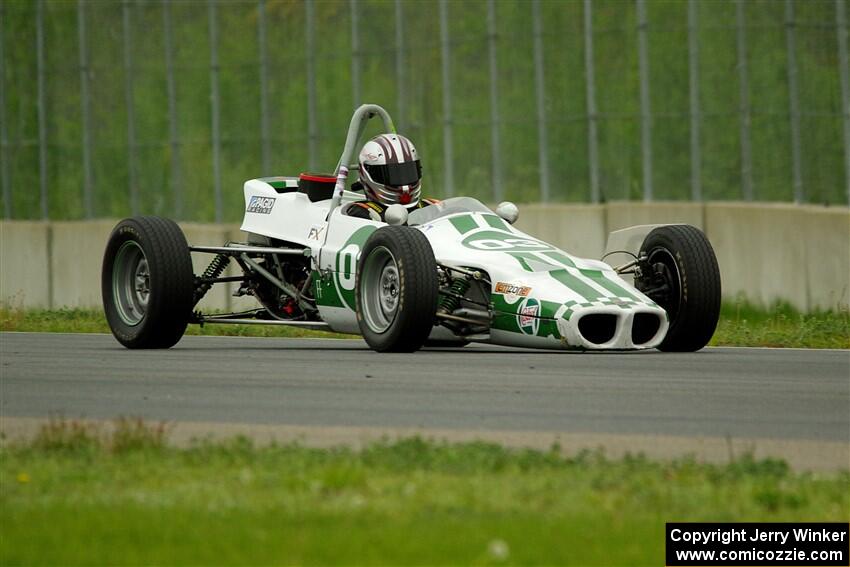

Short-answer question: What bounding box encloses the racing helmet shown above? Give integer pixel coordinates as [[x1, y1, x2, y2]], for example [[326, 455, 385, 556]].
[[358, 133, 422, 207]]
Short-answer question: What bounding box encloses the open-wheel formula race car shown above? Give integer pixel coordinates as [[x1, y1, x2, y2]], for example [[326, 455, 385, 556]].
[[102, 104, 721, 353]]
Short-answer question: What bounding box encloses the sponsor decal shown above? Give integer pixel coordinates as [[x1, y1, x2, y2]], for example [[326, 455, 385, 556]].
[[517, 297, 540, 336], [246, 195, 276, 214], [307, 225, 325, 241], [494, 281, 532, 305], [495, 282, 532, 297]]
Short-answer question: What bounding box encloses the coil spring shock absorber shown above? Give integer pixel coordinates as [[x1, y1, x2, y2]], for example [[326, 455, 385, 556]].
[[438, 275, 470, 314], [193, 253, 229, 305]]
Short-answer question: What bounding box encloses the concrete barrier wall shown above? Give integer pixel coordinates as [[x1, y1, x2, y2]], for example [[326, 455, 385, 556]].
[[802, 207, 850, 310], [606, 201, 705, 232], [0, 220, 240, 311], [1, 202, 847, 313], [704, 203, 850, 311], [513, 204, 607, 261], [0, 222, 51, 308], [50, 220, 118, 308]]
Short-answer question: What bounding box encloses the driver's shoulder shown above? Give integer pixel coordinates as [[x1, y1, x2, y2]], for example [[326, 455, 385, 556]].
[[346, 200, 385, 219]]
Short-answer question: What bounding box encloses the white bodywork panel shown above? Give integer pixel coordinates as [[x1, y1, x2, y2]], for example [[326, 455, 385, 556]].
[[238, 181, 668, 349], [409, 211, 667, 350]]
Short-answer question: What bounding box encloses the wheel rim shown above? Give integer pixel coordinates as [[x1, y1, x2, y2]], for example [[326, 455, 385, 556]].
[[361, 246, 400, 333], [112, 240, 150, 326], [646, 247, 682, 321]]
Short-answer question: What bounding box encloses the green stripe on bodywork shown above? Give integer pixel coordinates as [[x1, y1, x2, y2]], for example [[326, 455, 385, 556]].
[[493, 311, 560, 339], [314, 271, 346, 308], [333, 225, 378, 310], [491, 296, 563, 339], [541, 251, 576, 268], [482, 214, 511, 232], [492, 311, 522, 333], [579, 269, 630, 298], [491, 296, 561, 320], [506, 252, 563, 272], [550, 269, 604, 302], [603, 272, 652, 303], [506, 252, 535, 272], [537, 318, 560, 339], [539, 299, 563, 320], [258, 176, 296, 191], [504, 251, 579, 273], [578, 269, 648, 302], [448, 215, 478, 234], [490, 294, 518, 313]]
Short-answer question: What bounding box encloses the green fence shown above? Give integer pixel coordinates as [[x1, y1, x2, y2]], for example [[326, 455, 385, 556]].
[[1, 0, 847, 223]]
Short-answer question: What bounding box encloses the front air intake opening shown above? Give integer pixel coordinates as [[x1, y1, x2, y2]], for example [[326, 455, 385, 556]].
[[632, 313, 662, 345], [577, 314, 618, 345]]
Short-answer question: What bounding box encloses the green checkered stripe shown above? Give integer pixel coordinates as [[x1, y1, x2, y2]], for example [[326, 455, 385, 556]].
[[563, 296, 642, 310], [558, 295, 660, 322]]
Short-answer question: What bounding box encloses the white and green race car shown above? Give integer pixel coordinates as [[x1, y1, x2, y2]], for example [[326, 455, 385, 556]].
[[102, 104, 721, 352]]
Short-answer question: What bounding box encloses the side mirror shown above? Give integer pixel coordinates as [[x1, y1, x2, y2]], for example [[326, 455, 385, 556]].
[[385, 204, 409, 226], [496, 201, 519, 224]]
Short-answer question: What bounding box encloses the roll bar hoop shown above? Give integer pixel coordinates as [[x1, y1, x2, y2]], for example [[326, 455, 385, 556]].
[[327, 104, 396, 216]]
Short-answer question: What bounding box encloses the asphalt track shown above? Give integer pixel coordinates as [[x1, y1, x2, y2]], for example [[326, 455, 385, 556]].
[[1, 332, 848, 469]]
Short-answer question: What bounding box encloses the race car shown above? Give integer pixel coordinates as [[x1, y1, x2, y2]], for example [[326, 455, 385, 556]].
[[102, 104, 721, 352]]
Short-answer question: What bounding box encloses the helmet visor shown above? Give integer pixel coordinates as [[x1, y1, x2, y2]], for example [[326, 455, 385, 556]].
[[364, 160, 422, 186]]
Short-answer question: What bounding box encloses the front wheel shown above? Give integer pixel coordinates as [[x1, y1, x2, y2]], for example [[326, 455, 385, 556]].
[[102, 216, 195, 348], [636, 225, 721, 352], [355, 227, 438, 352]]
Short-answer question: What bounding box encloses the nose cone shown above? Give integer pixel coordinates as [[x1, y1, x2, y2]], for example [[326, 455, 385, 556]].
[[488, 276, 669, 350]]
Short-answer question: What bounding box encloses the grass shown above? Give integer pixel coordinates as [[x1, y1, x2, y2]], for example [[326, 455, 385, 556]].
[[1, 418, 847, 566], [709, 300, 849, 349], [0, 306, 353, 340], [2, 302, 847, 348]]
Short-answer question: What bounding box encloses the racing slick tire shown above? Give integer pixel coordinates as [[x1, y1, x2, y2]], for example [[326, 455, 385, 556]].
[[636, 225, 721, 352], [355, 226, 439, 352], [102, 216, 194, 349]]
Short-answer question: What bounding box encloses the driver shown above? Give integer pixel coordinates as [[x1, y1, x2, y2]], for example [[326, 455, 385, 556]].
[[347, 133, 440, 221]]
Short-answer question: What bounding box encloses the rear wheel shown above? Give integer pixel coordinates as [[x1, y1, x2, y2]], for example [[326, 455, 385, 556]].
[[355, 227, 438, 352], [102, 216, 194, 348], [636, 225, 721, 352]]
